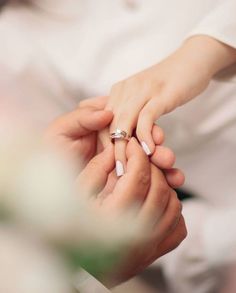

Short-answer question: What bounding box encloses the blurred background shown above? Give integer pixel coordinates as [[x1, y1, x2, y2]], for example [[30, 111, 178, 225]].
[[0, 1, 236, 292]]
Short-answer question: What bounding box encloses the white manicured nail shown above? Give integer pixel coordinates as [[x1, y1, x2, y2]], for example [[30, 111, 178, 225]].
[[141, 141, 152, 156], [116, 160, 124, 177]]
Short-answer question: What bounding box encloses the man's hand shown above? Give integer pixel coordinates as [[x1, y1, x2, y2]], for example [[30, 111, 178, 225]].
[[44, 96, 113, 167], [44, 103, 187, 286], [78, 138, 187, 286]]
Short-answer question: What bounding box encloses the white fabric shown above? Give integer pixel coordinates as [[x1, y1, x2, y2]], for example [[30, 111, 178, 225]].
[[0, 1, 236, 292]]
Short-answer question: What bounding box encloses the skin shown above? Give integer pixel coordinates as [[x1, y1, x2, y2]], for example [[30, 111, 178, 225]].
[[105, 35, 236, 172], [45, 103, 187, 286], [46, 97, 185, 187], [77, 138, 187, 286]]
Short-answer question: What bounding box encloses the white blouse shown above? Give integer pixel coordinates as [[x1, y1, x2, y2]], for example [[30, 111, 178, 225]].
[[0, 1, 236, 292]]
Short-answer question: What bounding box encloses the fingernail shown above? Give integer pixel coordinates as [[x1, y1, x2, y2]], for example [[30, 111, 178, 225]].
[[116, 160, 124, 177], [141, 141, 152, 156]]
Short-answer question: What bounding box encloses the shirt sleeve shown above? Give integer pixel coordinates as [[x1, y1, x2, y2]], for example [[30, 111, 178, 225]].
[[187, 0, 236, 82], [158, 199, 236, 293]]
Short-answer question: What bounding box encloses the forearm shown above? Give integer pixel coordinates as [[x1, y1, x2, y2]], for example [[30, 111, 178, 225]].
[[180, 35, 236, 78], [106, 34, 236, 158], [153, 34, 236, 109]]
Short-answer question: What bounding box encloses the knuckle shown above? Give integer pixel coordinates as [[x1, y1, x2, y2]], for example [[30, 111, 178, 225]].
[[178, 216, 188, 239], [153, 189, 169, 210], [181, 225, 188, 240], [88, 157, 101, 169], [176, 199, 183, 214], [151, 185, 171, 210], [172, 222, 188, 250], [151, 167, 169, 193], [156, 79, 166, 90], [173, 200, 183, 219], [165, 192, 183, 229], [137, 170, 150, 187], [157, 180, 170, 196], [165, 83, 187, 102], [171, 191, 182, 211]]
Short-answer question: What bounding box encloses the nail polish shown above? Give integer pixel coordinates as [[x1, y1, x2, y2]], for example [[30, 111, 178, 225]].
[[116, 160, 124, 177], [141, 141, 152, 156]]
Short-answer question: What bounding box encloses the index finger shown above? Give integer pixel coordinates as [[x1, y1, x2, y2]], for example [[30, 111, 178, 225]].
[[46, 106, 113, 139], [77, 143, 115, 196], [79, 96, 108, 109], [109, 138, 151, 210]]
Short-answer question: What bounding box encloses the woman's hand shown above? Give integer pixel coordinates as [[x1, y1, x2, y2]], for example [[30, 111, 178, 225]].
[[79, 96, 185, 186], [45, 97, 185, 188], [107, 35, 236, 174]]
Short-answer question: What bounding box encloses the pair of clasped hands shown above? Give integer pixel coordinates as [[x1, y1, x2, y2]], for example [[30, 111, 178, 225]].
[[45, 95, 187, 285], [44, 35, 236, 284]]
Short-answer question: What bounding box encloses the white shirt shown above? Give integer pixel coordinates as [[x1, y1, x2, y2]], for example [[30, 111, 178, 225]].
[[0, 1, 236, 292]]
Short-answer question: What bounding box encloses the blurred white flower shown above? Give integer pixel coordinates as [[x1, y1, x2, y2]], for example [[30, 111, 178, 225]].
[[4, 144, 145, 247], [0, 89, 148, 289], [0, 225, 73, 293]]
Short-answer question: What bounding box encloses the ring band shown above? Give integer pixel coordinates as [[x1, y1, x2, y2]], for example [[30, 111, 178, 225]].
[[110, 129, 131, 143]]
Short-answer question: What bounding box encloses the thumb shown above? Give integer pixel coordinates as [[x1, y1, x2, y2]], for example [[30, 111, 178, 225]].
[[77, 143, 115, 196], [47, 106, 113, 139], [112, 138, 151, 209]]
